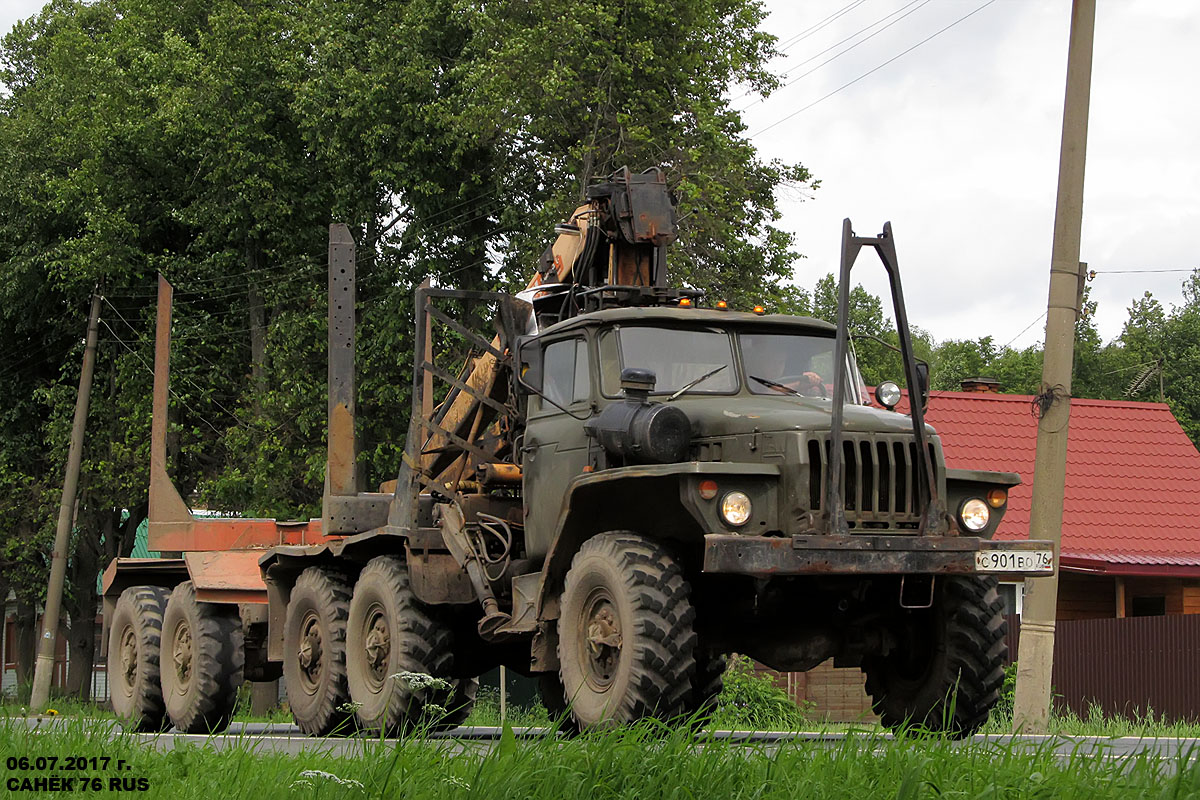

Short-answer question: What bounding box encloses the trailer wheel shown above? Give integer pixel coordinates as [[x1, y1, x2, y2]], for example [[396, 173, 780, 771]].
[[160, 581, 244, 733], [557, 532, 697, 730], [863, 576, 1007, 738], [108, 586, 170, 732], [284, 567, 354, 736], [347, 556, 470, 734]]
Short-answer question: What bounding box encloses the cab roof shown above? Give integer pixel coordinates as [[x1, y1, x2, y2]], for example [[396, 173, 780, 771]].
[[537, 305, 837, 336]]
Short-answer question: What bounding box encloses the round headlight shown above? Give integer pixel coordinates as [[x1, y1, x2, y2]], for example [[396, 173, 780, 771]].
[[721, 491, 752, 526], [959, 498, 990, 532], [875, 381, 902, 410]]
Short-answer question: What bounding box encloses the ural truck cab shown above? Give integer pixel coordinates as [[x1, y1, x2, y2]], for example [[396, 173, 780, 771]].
[[517, 303, 1045, 733]]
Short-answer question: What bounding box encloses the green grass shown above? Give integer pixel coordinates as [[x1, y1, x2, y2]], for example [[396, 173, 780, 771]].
[[463, 686, 552, 728], [2, 715, 1197, 799], [982, 705, 1200, 739], [7, 658, 1200, 740]]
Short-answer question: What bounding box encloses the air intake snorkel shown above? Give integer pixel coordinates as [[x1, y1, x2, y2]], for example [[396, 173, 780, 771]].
[[584, 368, 691, 466]]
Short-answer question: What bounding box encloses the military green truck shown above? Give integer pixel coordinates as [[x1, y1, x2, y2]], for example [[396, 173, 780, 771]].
[[103, 168, 1053, 738]]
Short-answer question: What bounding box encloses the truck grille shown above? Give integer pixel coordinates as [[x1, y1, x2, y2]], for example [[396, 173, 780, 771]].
[[806, 434, 940, 529]]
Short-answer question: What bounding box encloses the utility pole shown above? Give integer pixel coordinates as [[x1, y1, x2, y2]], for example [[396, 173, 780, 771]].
[[1012, 0, 1096, 732], [30, 290, 103, 713]]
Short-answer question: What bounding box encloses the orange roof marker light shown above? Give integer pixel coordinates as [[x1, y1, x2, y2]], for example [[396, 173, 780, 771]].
[[679, 297, 693, 307], [753, 305, 766, 315], [716, 300, 728, 310]]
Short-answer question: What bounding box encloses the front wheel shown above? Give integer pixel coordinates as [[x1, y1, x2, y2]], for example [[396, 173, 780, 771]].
[[863, 576, 1007, 737], [557, 532, 697, 730]]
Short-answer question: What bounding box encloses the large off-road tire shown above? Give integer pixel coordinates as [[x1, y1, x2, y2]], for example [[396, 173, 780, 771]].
[[346, 556, 473, 735], [863, 576, 1007, 738], [160, 581, 244, 734], [557, 532, 697, 730], [284, 567, 354, 736], [108, 586, 170, 732]]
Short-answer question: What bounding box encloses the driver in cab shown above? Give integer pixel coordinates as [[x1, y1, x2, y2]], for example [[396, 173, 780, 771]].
[[743, 340, 826, 397]]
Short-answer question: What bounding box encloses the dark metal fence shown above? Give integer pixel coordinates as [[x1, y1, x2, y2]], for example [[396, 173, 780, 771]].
[[1005, 614, 1200, 723]]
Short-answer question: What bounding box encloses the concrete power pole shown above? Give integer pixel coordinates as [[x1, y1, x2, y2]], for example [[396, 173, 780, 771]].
[[30, 291, 103, 713], [1012, 0, 1096, 732]]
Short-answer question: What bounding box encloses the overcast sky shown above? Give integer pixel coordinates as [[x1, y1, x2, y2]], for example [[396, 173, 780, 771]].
[[746, 1, 1200, 349], [3, 0, 1196, 349]]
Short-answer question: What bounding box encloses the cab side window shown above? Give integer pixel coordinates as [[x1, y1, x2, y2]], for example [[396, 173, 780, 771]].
[[543, 337, 590, 409]]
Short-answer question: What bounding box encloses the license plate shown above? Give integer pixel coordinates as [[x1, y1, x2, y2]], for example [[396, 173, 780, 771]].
[[974, 550, 1054, 573]]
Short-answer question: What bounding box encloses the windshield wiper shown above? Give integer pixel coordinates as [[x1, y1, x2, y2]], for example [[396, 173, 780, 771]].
[[667, 365, 727, 401], [749, 375, 804, 397]]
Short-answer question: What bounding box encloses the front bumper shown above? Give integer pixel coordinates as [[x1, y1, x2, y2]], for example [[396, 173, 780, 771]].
[[703, 533, 1056, 577]]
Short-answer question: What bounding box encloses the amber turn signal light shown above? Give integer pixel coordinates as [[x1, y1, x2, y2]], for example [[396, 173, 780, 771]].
[[986, 488, 1007, 508], [698, 479, 719, 500]]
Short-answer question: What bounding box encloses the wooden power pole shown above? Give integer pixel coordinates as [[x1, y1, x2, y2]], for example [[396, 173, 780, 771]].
[[1012, 0, 1096, 732], [30, 291, 103, 712]]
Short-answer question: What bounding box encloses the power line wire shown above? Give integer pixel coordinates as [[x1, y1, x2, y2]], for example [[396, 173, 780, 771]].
[[99, 319, 228, 439], [776, 0, 869, 53], [735, 0, 933, 110], [750, 0, 1000, 137], [1000, 311, 1047, 350], [1091, 268, 1196, 275]]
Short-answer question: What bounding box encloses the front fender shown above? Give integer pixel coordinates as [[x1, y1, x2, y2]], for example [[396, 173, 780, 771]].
[[945, 468, 1020, 538], [534, 462, 780, 619]]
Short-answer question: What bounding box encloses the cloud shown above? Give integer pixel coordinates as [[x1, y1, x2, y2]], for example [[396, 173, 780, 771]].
[[750, 0, 1200, 348]]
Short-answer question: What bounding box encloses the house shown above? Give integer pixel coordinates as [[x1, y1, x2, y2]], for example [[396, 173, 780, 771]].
[[914, 385, 1200, 619], [789, 382, 1200, 721]]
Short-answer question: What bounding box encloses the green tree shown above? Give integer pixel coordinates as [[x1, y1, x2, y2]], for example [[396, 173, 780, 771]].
[[465, 0, 815, 304]]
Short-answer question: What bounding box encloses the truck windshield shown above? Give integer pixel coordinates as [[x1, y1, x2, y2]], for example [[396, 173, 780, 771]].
[[598, 326, 737, 395], [740, 331, 862, 404]]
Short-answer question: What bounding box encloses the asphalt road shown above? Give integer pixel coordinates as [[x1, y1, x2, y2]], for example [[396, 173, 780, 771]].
[[12, 717, 1200, 763]]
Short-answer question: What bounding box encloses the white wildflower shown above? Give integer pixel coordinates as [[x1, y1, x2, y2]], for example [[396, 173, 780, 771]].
[[390, 671, 452, 692], [296, 770, 364, 791], [444, 776, 471, 790]]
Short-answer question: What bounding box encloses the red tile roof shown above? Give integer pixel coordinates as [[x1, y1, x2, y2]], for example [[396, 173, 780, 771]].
[[903, 391, 1200, 574]]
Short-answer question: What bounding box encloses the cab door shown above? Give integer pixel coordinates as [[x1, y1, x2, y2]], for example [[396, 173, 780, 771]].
[[522, 336, 593, 559]]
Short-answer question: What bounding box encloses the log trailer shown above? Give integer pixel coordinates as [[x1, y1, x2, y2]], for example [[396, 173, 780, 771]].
[[101, 168, 1054, 736]]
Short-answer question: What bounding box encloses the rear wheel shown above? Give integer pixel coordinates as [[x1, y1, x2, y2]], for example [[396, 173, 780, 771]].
[[863, 576, 1007, 737], [161, 581, 244, 733], [284, 567, 353, 735], [346, 556, 471, 734], [557, 532, 697, 730], [108, 586, 169, 732]]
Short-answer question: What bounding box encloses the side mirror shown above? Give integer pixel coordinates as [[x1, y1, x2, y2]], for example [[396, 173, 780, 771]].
[[916, 362, 930, 410], [516, 337, 543, 394]]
